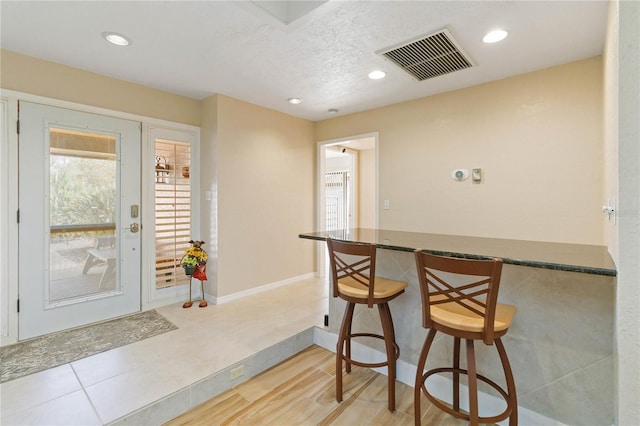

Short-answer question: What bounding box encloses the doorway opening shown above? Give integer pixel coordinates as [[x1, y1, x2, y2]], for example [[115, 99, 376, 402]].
[[317, 134, 378, 278]]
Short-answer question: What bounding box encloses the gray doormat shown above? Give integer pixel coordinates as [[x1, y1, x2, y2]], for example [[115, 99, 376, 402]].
[[0, 310, 177, 383]]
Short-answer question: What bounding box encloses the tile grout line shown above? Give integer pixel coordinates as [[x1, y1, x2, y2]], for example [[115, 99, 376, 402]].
[[70, 362, 105, 425], [518, 354, 614, 400], [0, 364, 86, 423]]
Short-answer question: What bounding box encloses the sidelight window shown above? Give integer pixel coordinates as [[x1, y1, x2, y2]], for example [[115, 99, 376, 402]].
[[154, 139, 191, 289]]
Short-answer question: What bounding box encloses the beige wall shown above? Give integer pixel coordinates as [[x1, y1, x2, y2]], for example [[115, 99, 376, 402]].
[[358, 148, 376, 228], [316, 57, 604, 245], [0, 50, 201, 126], [212, 95, 315, 297]]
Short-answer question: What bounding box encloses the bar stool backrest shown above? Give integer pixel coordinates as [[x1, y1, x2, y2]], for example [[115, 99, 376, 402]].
[[327, 238, 377, 307], [414, 252, 503, 345]]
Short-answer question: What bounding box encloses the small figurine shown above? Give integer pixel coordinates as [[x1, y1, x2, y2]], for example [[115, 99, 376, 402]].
[[181, 240, 208, 308]]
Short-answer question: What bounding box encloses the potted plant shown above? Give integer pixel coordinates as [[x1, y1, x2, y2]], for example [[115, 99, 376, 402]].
[[181, 255, 198, 276]]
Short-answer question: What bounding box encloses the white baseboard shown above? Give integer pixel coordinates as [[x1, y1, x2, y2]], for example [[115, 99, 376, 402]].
[[312, 327, 565, 426], [212, 273, 316, 305], [144, 272, 316, 310]]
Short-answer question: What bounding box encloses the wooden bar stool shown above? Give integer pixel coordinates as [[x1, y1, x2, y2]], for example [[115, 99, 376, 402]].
[[327, 238, 408, 412], [413, 251, 517, 425]]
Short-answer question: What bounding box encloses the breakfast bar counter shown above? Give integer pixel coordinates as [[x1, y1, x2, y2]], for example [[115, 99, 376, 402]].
[[300, 228, 616, 425], [299, 228, 616, 276]]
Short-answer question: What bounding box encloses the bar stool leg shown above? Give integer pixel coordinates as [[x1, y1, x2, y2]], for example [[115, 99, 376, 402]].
[[378, 302, 396, 412], [466, 339, 479, 426], [345, 306, 354, 374], [385, 301, 397, 341], [385, 300, 400, 410], [336, 302, 355, 403], [453, 337, 461, 412], [496, 338, 518, 426], [414, 328, 437, 425]]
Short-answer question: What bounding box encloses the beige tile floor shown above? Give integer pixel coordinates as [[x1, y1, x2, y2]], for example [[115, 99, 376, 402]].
[[0, 276, 329, 425]]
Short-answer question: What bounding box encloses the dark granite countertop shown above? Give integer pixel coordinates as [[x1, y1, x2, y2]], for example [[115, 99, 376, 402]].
[[299, 228, 617, 277]]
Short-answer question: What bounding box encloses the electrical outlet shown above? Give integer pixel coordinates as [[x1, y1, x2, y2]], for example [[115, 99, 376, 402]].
[[230, 365, 244, 380]]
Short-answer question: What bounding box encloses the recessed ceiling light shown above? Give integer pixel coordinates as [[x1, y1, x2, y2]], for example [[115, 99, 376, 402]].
[[102, 32, 131, 46], [328, 109, 338, 114], [288, 97, 303, 104], [368, 70, 386, 80], [483, 29, 508, 44]]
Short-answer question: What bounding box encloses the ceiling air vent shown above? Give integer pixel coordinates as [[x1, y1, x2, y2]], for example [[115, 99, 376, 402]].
[[378, 28, 474, 81]]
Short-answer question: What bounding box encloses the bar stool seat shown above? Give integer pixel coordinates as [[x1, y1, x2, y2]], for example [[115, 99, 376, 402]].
[[337, 275, 407, 299], [328, 238, 408, 412], [413, 251, 518, 426], [430, 297, 516, 333]]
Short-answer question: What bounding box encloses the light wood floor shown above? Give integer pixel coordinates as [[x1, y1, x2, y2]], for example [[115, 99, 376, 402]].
[[165, 345, 467, 425]]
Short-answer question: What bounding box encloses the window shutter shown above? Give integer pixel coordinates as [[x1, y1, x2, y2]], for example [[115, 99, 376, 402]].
[[325, 171, 350, 231], [155, 139, 191, 289]]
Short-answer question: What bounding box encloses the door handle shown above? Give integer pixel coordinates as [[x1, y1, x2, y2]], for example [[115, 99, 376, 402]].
[[124, 222, 140, 233]]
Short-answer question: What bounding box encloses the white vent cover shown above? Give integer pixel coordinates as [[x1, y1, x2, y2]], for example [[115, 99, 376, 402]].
[[378, 28, 474, 81]]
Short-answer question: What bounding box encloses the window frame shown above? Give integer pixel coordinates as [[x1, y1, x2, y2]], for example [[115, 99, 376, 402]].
[[144, 126, 201, 307]]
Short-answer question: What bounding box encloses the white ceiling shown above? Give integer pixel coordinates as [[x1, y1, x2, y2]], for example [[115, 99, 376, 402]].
[[0, 1, 609, 122]]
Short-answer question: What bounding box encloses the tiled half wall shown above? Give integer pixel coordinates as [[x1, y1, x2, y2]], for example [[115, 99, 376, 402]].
[[327, 248, 615, 426]]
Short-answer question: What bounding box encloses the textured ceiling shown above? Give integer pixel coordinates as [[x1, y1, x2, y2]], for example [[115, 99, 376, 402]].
[[0, 1, 608, 121]]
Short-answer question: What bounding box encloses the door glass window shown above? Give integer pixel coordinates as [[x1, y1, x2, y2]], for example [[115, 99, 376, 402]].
[[48, 128, 117, 303]]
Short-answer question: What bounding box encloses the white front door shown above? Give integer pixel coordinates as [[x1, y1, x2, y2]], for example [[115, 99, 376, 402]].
[[18, 102, 141, 339]]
